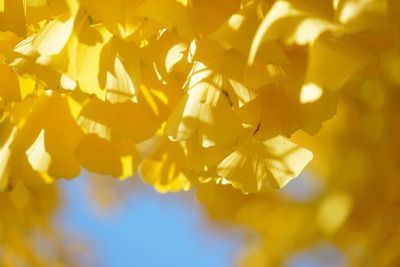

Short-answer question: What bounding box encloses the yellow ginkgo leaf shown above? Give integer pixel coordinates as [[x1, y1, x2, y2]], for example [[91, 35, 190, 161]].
[[60, 23, 113, 99], [105, 39, 141, 104], [304, 36, 375, 91], [83, 0, 144, 39], [165, 62, 244, 147], [139, 64, 185, 113], [10, 92, 83, 179], [74, 28, 113, 97], [32, 14, 75, 56], [0, 31, 21, 57], [217, 135, 313, 192], [78, 97, 162, 142], [25, 0, 48, 8], [180, 137, 230, 174], [11, 153, 54, 188], [203, 48, 245, 82], [105, 56, 137, 104], [140, 31, 188, 82], [236, 87, 302, 138], [11, 34, 65, 89], [139, 138, 192, 193], [74, 134, 140, 179], [11, 94, 50, 154], [42, 93, 83, 178], [210, 1, 260, 55], [336, 0, 388, 32], [249, 0, 340, 64], [0, 0, 26, 36], [191, 0, 241, 35], [0, 63, 20, 101], [135, 0, 195, 38], [246, 62, 286, 89], [0, 122, 17, 191], [26, 129, 51, 173]]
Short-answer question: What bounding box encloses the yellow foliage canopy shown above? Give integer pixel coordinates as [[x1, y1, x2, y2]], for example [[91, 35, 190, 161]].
[[1, 0, 400, 265]]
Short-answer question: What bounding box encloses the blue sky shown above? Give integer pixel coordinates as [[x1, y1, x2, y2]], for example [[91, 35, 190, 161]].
[[55, 173, 344, 267], [57, 175, 244, 267]]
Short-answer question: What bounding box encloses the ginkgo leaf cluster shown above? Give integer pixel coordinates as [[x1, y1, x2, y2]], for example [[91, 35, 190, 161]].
[[2, 0, 400, 266], [0, 0, 332, 194]]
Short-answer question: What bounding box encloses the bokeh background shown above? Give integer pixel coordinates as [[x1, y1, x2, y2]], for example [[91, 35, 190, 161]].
[[58, 174, 244, 267]]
